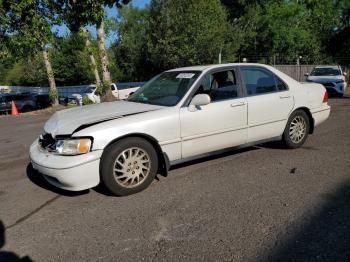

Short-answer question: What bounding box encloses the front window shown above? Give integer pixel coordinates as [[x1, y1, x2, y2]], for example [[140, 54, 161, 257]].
[[310, 68, 341, 76], [127, 71, 201, 106], [194, 70, 240, 101]]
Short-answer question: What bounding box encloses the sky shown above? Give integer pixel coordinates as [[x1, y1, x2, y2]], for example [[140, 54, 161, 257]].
[[52, 0, 150, 46]]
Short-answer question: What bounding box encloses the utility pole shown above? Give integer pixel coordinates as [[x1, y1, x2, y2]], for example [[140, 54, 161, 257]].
[[219, 48, 222, 64], [297, 56, 303, 81]]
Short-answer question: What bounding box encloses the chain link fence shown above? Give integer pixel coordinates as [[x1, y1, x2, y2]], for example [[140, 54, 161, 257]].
[[0, 82, 146, 97]]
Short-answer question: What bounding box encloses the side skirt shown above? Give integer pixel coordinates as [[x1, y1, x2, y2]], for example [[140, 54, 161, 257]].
[[166, 136, 282, 168]]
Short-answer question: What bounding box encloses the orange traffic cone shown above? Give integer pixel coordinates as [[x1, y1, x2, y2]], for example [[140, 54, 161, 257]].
[[11, 100, 19, 116]]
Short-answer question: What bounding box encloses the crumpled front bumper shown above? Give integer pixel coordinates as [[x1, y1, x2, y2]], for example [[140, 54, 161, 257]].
[[29, 139, 103, 191]]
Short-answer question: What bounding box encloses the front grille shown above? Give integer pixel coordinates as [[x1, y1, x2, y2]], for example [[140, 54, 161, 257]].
[[39, 133, 56, 150], [322, 83, 335, 88]]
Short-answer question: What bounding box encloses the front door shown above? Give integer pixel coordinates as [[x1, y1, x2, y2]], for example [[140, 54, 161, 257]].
[[180, 69, 248, 158]]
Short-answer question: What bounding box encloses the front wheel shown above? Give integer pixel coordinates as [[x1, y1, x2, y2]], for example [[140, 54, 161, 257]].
[[100, 137, 158, 196], [282, 110, 310, 149]]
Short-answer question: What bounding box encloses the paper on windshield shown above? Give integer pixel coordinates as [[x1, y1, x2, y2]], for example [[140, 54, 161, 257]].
[[176, 73, 195, 79]]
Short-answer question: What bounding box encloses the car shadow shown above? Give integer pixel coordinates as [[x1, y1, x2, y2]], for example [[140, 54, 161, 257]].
[[255, 141, 287, 150], [329, 95, 350, 99], [92, 183, 115, 197], [26, 164, 89, 197], [93, 146, 261, 197], [0, 220, 33, 262], [169, 146, 260, 171], [264, 179, 350, 261]]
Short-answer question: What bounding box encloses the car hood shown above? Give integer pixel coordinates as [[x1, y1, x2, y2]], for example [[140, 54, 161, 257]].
[[307, 75, 343, 83], [44, 101, 165, 137]]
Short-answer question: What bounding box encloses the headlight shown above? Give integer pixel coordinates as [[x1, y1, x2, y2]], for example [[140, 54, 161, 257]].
[[335, 80, 344, 84], [55, 138, 92, 155]]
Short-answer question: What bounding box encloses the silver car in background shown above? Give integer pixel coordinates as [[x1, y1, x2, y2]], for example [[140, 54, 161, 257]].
[[306, 65, 347, 97]]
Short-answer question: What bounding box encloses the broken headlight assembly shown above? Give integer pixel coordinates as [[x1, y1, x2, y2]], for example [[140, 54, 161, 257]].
[[54, 138, 92, 155]]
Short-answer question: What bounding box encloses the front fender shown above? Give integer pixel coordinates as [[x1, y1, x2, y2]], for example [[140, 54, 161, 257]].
[[73, 107, 181, 161]]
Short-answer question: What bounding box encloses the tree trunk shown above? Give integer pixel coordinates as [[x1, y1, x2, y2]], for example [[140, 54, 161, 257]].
[[89, 52, 102, 86], [96, 20, 111, 82], [42, 47, 58, 106], [96, 20, 115, 102], [82, 27, 101, 86]]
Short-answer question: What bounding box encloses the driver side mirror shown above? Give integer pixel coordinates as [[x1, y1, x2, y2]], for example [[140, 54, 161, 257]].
[[189, 94, 211, 112], [343, 72, 347, 76], [304, 73, 309, 77]]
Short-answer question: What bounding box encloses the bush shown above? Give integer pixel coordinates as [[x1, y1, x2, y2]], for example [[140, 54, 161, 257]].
[[49, 89, 58, 102], [95, 81, 111, 96], [82, 96, 94, 105]]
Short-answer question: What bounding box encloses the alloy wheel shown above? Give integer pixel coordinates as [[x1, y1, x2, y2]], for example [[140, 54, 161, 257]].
[[289, 115, 307, 144], [113, 147, 151, 188]]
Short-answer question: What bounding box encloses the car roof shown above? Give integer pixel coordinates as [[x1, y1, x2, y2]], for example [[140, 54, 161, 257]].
[[167, 63, 270, 72]]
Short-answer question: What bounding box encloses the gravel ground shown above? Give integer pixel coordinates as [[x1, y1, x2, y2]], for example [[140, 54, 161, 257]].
[[0, 98, 349, 262]]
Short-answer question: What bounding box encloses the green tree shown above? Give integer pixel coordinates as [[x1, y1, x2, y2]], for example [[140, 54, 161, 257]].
[[0, 0, 59, 104], [51, 33, 95, 85], [53, 0, 130, 101], [147, 0, 235, 73], [3, 55, 47, 86], [229, 0, 344, 64], [110, 4, 150, 81]]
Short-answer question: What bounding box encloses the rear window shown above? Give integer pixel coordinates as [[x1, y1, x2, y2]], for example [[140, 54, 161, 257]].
[[240, 67, 288, 95]]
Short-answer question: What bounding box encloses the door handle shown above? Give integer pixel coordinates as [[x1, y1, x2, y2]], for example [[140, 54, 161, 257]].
[[230, 101, 246, 107], [279, 95, 291, 99]]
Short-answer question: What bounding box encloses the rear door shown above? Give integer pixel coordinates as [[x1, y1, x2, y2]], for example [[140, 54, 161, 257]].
[[239, 66, 294, 143]]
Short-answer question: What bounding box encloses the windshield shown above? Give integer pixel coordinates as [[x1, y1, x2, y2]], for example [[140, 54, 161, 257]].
[[86, 86, 96, 93], [127, 71, 201, 106], [310, 68, 341, 76]]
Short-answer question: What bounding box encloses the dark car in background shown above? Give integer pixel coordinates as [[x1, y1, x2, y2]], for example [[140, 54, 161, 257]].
[[0, 93, 51, 114]]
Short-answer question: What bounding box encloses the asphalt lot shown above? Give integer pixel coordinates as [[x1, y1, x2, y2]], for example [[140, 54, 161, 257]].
[[0, 98, 350, 261]]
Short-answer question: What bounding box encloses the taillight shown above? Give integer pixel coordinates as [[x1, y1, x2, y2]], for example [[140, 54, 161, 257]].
[[323, 91, 329, 103]]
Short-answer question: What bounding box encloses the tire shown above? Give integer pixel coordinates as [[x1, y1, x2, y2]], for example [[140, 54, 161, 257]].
[[100, 137, 158, 196], [282, 110, 310, 149]]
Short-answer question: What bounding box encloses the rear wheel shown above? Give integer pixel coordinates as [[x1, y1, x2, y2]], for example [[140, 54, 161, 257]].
[[282, 110, 310, 149], [100, 137, 158, 196]]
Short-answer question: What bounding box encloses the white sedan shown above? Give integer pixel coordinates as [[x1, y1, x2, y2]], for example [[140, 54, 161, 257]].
[[30, 64, 330, 196]]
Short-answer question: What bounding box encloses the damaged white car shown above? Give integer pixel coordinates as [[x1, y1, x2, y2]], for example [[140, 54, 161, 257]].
[[30, 64, 330, 196]]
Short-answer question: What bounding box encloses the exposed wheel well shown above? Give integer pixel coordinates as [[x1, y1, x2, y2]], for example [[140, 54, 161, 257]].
[[292, 107, 314, 134], [102, 133, 169, 177]]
